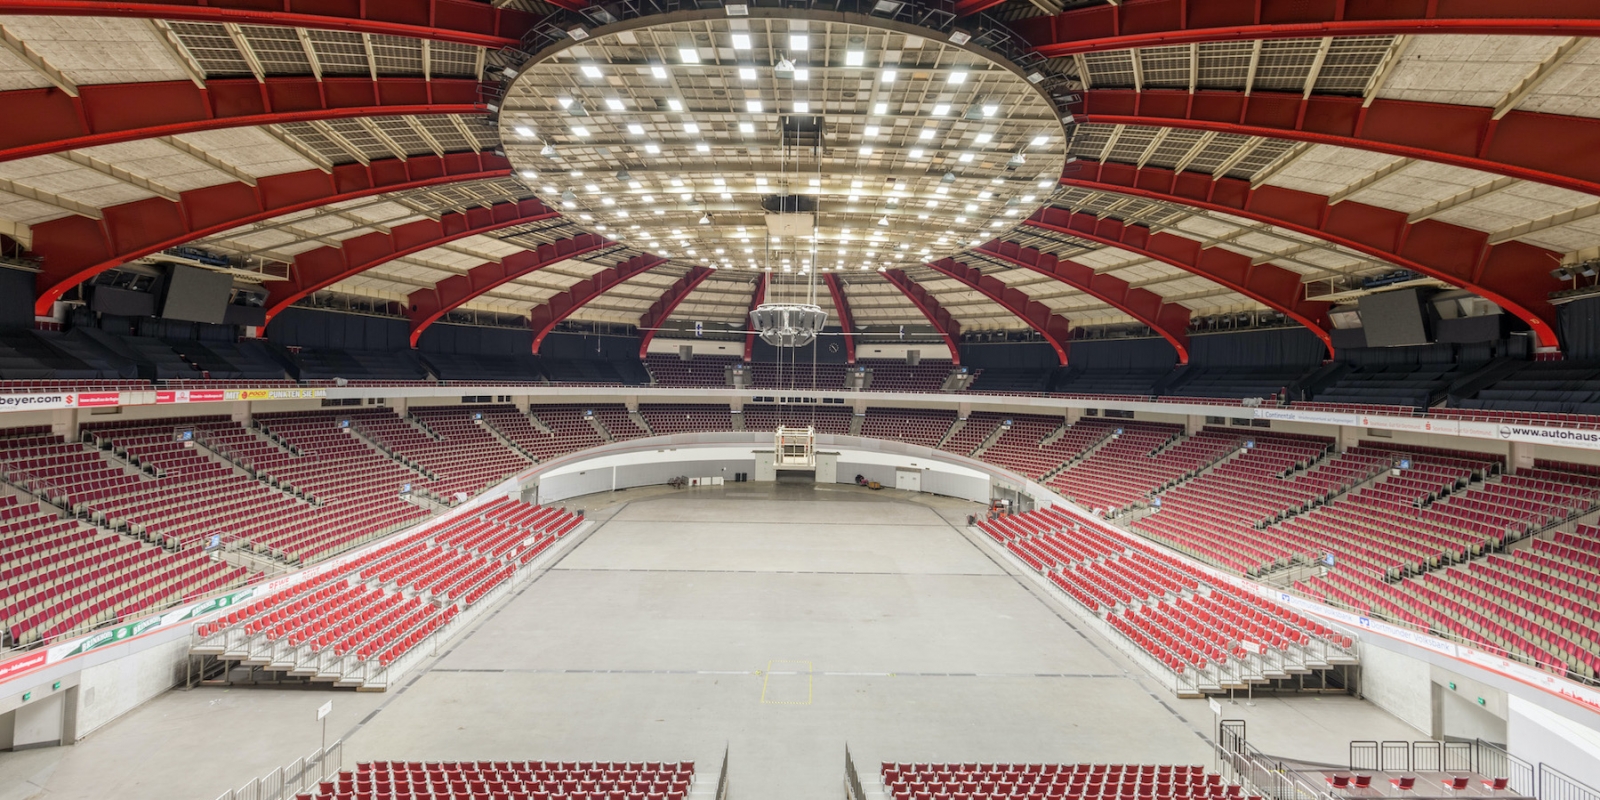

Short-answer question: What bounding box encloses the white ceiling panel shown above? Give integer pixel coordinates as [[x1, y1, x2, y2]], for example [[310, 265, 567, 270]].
[[0, 16, 187, 86], [1377, 34, 1567, 109]]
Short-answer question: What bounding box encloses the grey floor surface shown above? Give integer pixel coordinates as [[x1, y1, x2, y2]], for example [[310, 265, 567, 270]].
[[0, 483, 1423, 800]]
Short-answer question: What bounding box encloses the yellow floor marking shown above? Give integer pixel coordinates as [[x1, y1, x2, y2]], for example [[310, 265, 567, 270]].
[[759, 659, 814, 705]]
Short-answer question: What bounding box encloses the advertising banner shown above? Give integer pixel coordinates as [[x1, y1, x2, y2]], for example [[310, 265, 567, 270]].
[[0, 393, 77, 411], [1252, 408, 1361, 426], [231, 388, 327, 401], [1358, 414, 1460, 436], [75, 392, 121, 408], [1460, 420, 1600, 450], [156, 389, 227, 404]]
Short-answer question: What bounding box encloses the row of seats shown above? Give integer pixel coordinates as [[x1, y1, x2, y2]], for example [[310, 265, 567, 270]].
[[195, 498, 580, 679], [979, 507, 1351, 684], [883, 763, 1250, 800], [303, 760, 693, 800]]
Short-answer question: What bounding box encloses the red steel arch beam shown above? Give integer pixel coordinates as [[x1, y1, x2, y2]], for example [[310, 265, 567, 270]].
[[1025, 207, 1335, 355], [1061, 161, 1566, 349], [1015, 1, 1600, 58], [1076, 89, 1600, 198], [744, 272, 767, 362], [530, 253, 669, 354], [969, 239, 1192, 364], [407, 233, 609, 346], [953, 0, 1010, 17], [636, 267, 716, 359], [263, 197, 560, 324], [821, 273, 856, 364], [0, 0, 549, 48], [881, 270, 963, 366], [924, 257, 1072, 366], [31, 151, 510, 316], [0, 77, 482, 165]]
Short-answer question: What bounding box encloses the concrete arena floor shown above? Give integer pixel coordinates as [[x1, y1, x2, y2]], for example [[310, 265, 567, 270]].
[[0, 483, 1423, 800]]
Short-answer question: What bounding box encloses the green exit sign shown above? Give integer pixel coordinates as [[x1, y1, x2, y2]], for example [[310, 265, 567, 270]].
[[52, 681, 61, 690], [21, 691, 30, 702]]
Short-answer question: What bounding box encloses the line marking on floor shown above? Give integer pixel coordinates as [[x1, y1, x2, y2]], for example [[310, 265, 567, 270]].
[[759, 659, 814, 705]]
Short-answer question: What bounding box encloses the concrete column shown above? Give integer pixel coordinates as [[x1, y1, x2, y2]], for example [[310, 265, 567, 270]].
[[13, 692, 63, 749], [388, 397, 409, 417], [51, 409, 78, 441], [1186, 414, 1206, 435], [1064, 407, 1082, 424], [728, 397, 744, 412], [1508, 441, 1535, 473], [1337, 425, 1363, 452], [228, 401, 251, 425], [957, 402, 972, 419]]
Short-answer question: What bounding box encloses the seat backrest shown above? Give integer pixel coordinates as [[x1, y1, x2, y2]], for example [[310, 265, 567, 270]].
[[1353, 776, 1372, 788]]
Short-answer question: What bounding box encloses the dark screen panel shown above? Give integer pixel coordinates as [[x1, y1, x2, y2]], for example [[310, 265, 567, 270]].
[[1358, 289, 1430, 347], [160, 265, 232, 324]]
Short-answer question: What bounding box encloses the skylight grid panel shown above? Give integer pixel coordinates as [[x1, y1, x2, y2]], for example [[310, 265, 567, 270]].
[[1083, 50, 1136, 87], [1139, 45, 1192, 89], [418, 117, 473, 151], [1186, 133, 1256, 175], [323, 120, 390, 159], [1145, 129, 1204, 169], [1253, 39, 1325, 92], [371, 35, 424, 74], [1195, 41, 1256, 89], [1316, 37, 1397, 95], [1231, 140, 1297, 179], [430, 43, 481, 77], [1107, 127, 1157, 163], [169, 22, 252, 76], [306, 30, 371, 75], [241, 26, 312, 75], [373, 118, 431, 154], [277, 123, 360, 165]]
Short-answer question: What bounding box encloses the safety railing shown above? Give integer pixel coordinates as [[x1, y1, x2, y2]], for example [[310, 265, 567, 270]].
[[212, 739, 342, 800], [844, 744, 867, 800]]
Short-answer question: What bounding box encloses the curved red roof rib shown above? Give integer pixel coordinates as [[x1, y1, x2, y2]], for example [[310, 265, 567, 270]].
[[407, 233, 611, 347], [530, 254, 670, 354], [881, 270, 963, 366], [923, 258, 1073, 367], [1024, 207, 1335, 356], [1061, 161, 1567, 350], [1073, 89, 1600, 199], [1015, 0, 1600, 58], [0, 0, 550, 48], [822, 273, 857, 364], [0, 77, 483, 164], [637, 267, 717, 359], [31, 152, 512, 317], [263, 197, 562, 325], [966, 241, 1192, 364]]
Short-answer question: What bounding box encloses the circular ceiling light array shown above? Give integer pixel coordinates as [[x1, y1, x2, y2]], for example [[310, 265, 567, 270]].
[[500, 11, 1068, 276]]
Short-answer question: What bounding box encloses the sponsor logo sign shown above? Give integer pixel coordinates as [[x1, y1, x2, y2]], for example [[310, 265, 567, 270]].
[[0, 650, 46, 681], [75, 392, 121, 408], [0, 393, 75, 411], [232, 388, 327, 401], [156, 389, 226, 404]]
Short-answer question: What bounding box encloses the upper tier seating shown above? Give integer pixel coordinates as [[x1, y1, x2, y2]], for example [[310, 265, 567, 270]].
[[1047, 423, 1236, 514], [306, 760, 695, 800], [1166, 367, 1306, 401], [966, 367, 1048, 395], [740, 404, 853, 434], [747, 361, 848, 390], [289, 347, 430, 381], [861, 358, 953, 393], [403, 408, 536, 498], [1457, 361, 1600, 415], [1313, 364, 1461, 409], [884, 763, 1251, 800], [644, 354, 738, 387], [639, 404, 733, 434], [1052, 368, 1165, 398], [859, 407, 955, 448]]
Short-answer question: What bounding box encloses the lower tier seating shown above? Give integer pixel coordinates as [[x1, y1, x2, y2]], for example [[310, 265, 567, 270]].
[[883, 763, 1252, 800], [306, 760, 695, 800], [194, 498, 580, 687], [981, 506, 1353, 691]]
